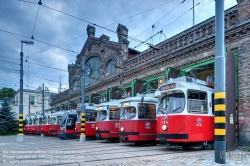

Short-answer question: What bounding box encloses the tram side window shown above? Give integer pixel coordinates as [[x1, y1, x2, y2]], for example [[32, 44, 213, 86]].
[[44, 117, 47, 124], [39, 118, 43, 125], [188, 90, 208, 114], [138, 104, 156, 119]]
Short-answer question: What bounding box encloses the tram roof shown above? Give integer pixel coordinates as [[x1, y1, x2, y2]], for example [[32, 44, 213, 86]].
[[156, 76, 214, 94], [121, 96, 158, 103], [97, 99, 123, 107], [51, 111, 67, 116]]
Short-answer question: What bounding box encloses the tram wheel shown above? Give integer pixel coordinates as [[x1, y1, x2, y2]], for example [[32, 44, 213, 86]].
[[151, 141, 157, 146], [110, 139, 119, 143], [134, 142, 141, 146], [202, 144, 214, 150]]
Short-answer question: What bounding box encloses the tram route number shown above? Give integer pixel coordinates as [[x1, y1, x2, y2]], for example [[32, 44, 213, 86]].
[[145, 122, 150, 129], [159, 83, 176, 91]]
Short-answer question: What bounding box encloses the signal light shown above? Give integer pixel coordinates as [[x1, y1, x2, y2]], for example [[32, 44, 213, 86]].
[[158, 79, 163, 85]]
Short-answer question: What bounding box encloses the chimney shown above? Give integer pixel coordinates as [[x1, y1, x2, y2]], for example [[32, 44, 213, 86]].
[[116, 24, 129, 61], [87, 25, 96, 38]]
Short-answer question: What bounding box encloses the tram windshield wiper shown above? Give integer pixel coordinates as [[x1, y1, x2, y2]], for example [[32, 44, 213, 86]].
[[171, 106, 182, 113], [120, 110, 127, 120], [128, 115, 136, 119]]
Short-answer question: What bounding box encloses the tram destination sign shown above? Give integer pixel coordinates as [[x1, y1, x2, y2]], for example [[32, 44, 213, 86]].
[[160, 83, 176, 91]]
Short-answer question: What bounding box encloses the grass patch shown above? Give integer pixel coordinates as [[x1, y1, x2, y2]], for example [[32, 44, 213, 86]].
[[244, 146, 250, 152], [0, 131, 18, 136]]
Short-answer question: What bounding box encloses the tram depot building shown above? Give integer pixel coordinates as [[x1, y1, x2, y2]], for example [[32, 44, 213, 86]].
[[51, 0, 250, 146]]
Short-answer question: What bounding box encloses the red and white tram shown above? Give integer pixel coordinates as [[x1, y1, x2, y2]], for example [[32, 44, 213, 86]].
[[119, 94, 158, 144], [95, 100, 121, 140], [50, 111, 64, 136], [26, 115, 35, 134], [33, 114, 43, 134], [58, 111, 77, 139], [41, 113, 51, 135], [24, 116, 31, 134], [155, 76, 214, 148], [74, 104, 97, 138]]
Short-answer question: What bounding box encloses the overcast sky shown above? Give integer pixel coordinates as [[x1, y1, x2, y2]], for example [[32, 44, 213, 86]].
[[0, 0, 237, 93]]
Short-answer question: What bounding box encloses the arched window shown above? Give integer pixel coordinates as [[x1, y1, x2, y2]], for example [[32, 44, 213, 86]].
[[73, 79, 79, 91], [106, 59, 116, 76], [85, 56, 101, 85]]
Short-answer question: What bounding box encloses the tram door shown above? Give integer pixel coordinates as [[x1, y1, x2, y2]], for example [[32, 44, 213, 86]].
[[226, 49, 237, 151]]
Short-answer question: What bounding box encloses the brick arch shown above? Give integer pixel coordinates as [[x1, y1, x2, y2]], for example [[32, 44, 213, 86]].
[[85, 53, 103, 63], [70, 75, 81, 91], [103, 55, 118, 76]]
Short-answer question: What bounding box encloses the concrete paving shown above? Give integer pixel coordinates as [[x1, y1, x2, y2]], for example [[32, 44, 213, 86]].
[[0, 135, 249, 166]]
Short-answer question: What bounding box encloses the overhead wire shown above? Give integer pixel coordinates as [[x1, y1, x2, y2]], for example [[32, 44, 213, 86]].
[[0, 54, 68, 72], [19, 0, 150, 46], [0, 68, 68, 85], [133, 0, 186, 48], [0, 29, 79, 54], [134, 0, 205, 49], [27, 2, 42, 89], [18, 0, 176, 56]]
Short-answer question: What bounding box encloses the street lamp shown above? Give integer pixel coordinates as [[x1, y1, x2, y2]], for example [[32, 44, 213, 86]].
[[17, 40, 34, 143]]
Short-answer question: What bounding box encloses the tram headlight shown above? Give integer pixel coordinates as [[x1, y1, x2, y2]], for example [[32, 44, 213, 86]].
[[120, 127, 125, 132], [96, 127, 99, 131], [162, 125, 167, 131]]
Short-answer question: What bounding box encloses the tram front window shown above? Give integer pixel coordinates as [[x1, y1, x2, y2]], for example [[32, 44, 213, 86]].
[[120, 106, 136, 120], [158, 93, 185, 115], [97, 110, 107, 121], [86, 110, 97, 121], [51, 116, 56, 124], [109, 108, 120, 120], [57, 116, 62, 124], [138, 104, 156, 119]]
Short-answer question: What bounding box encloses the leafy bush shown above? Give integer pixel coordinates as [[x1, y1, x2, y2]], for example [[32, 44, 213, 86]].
[[244, 146, 250, 152]]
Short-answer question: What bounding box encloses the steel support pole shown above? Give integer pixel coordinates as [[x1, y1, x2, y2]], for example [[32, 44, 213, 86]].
[[80, 56, 86, 142], [214, 0, 226, 164], [42, 83, 45, 121], [17, 43, 24, 142], [193, 0, 195, 26], [29, 95, 30, 116]]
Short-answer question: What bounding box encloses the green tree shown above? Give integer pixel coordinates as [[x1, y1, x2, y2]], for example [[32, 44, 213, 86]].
[[0, 98, 18, 135], [0, 87, 16, 100]]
